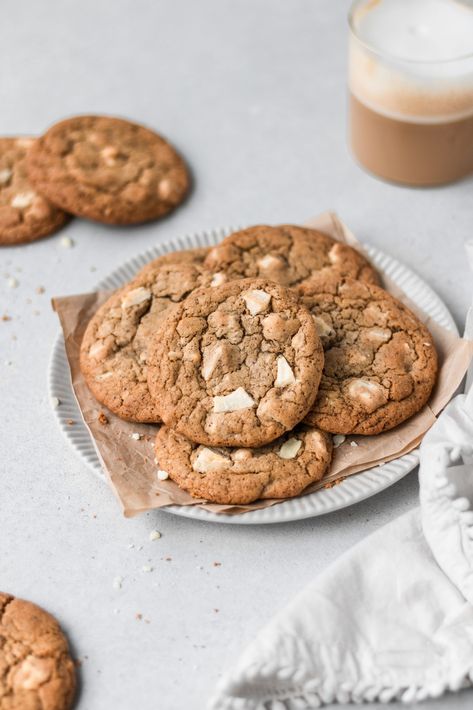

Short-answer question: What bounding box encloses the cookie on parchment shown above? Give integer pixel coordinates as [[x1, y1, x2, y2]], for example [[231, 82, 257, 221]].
[[27, 115, 190, 225], [155, 424, 333, 504], [203, 224, 379, 291], [300, 277, 438, 435], [0, 592, 76, 710], [134, 246, 209, 280], [0, 138, 68, 246], [147, 278, 324, 447], [81, 258, 214, 422]]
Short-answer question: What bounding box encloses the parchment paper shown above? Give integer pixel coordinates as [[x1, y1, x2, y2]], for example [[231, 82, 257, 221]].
[[52, 212, 473, 516]]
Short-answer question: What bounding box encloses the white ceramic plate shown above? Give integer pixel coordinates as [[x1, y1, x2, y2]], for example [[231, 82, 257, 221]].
[[49, 227, 458, 524]]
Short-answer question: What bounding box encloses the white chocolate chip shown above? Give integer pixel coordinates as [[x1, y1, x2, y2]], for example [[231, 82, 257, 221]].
[[157, 469, 169, 481], [157, 179, 172, 199], [350, 441, 359, 447], [11, 191, 36, 209], [130, 432, 142, 441], [274, 355, 296, 387], [149, 529, 162, 540], [347, 379, 387, 413], [50, 396, 60, 408], [60, 236, 74, 248], [7, 277, 18, 289], [13, 656, 50, 690], [95, 371, 113, 381], [242, 289, 271, 316], [210, 272, 227, 287], [89, 341, 109, 359], [328, 243, 344, 264], [121, 287, 151, 309], [213, 387, 255, 413], [142, 565, 153, 573], [192, 447, 228, 473], [202, 343, 224, 381], [333, 434, 346, 448], [101, 145, 119, 166], [0, 168, 12, 185], [279, 438, 302, 459], [233, 448, 252, 462], [258, 254, 283, 270]]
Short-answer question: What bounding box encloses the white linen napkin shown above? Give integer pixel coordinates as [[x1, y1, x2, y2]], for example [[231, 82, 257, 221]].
[[209, 307, 473, 709]]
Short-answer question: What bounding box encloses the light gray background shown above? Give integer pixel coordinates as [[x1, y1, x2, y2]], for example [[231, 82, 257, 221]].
[[1, 1, 472, 708]]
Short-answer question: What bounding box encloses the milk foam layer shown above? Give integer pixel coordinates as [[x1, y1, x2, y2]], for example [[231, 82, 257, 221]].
[[350, 0, 473, 121]]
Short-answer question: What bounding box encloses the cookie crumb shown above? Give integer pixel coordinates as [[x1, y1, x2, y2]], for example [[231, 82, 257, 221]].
[[164, 556, 172, 562], [112, 576, 123, 589], [149, 530, 161, 541], [142, 565, 153, 573], [66, 419, 75, 426], [1, 314, 11, 321], [213, 562, 222, 567], [135, 613, 142, 621], [350, 441, 358, 448], [98, 411, 109, 425], [35, 286, 45, 294], [7, 277, 18, 288], [50, 396, 60, 408], [60, 236, 74, 248]]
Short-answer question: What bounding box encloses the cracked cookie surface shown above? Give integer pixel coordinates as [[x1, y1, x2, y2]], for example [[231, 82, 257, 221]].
[[301, 277, 438, 435], [0, 592, 75, 710], [147, 278, 324, 447], [203, 224, 379, 291], [155, 424, 333, 504], [27, 115, 189, 224], [81, 255, 213, 422], [0, 138, 68, 245]]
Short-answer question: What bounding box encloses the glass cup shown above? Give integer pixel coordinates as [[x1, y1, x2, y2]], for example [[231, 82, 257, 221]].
[[348, 0, 473, 186]]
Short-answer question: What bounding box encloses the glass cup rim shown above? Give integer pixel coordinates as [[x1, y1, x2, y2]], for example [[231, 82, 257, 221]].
[[348, 0, 473, 65]]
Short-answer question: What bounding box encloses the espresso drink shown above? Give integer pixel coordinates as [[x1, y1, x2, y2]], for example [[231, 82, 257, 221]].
[[349, 0, 473, 186]]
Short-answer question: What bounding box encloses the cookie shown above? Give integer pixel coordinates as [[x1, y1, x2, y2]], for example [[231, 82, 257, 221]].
[[134, 246, 209, 280], [300, 277, 438, 435], [80, 258, 214, 422], [0, 592, 75, 710], [155, 424, 332, 504], [147, 278, 324, 447], [0, 138, 69, 246], [27, 115, 190, 224], [203, 224, 379, 291]]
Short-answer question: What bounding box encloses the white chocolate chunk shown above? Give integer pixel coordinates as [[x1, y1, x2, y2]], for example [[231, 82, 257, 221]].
[[367, 327, 391, 344], [121, 287, 151, 309], [89, 341, 109, 359], [258, 254, 283, 270], [193, 447, 228, 473], [213, 387, 255, 413], [333, 434, 346, 448], [202, 343, 224, 381], [210, 272, 227, 287], [157, 470, 169, 481], [101, 145, 119, 165], [242, 289, 271, 316], [312, 316, 334, 338], [347, 379, 387, 413], [328, 243, 344, 264], [157, 179, 172, 199], [233, 448, 252, 462], [0, 168, 12, 185], [274, 355, 296, 387], [11, 191, 35, 208], [279, 438, 302, 459], [16, 138, 35, 148], [13, 656, 50, 690]]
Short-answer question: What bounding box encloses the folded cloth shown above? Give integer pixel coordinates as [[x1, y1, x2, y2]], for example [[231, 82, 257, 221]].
[[209, 317, 473, 709]]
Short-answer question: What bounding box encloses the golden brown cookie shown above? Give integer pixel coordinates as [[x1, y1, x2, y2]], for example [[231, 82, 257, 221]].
[[0, 138, 69, 246], [155, 424, 333, 504], [301, 277, 438, 435], [147, 278, 324, 447], [80, 257, 214, 422], [203, 224, 379, 291], [134, 246, 209, 280], [27, 115, 190, 224], [0, 592, 75, 710]]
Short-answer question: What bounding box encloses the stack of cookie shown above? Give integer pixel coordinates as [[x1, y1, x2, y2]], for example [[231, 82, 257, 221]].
[[80, 225, 438, 505], [0, 115, 189, 245]]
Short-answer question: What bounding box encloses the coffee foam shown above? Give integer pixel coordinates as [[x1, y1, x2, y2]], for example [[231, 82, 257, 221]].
[[350, 0, 473, 121]]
